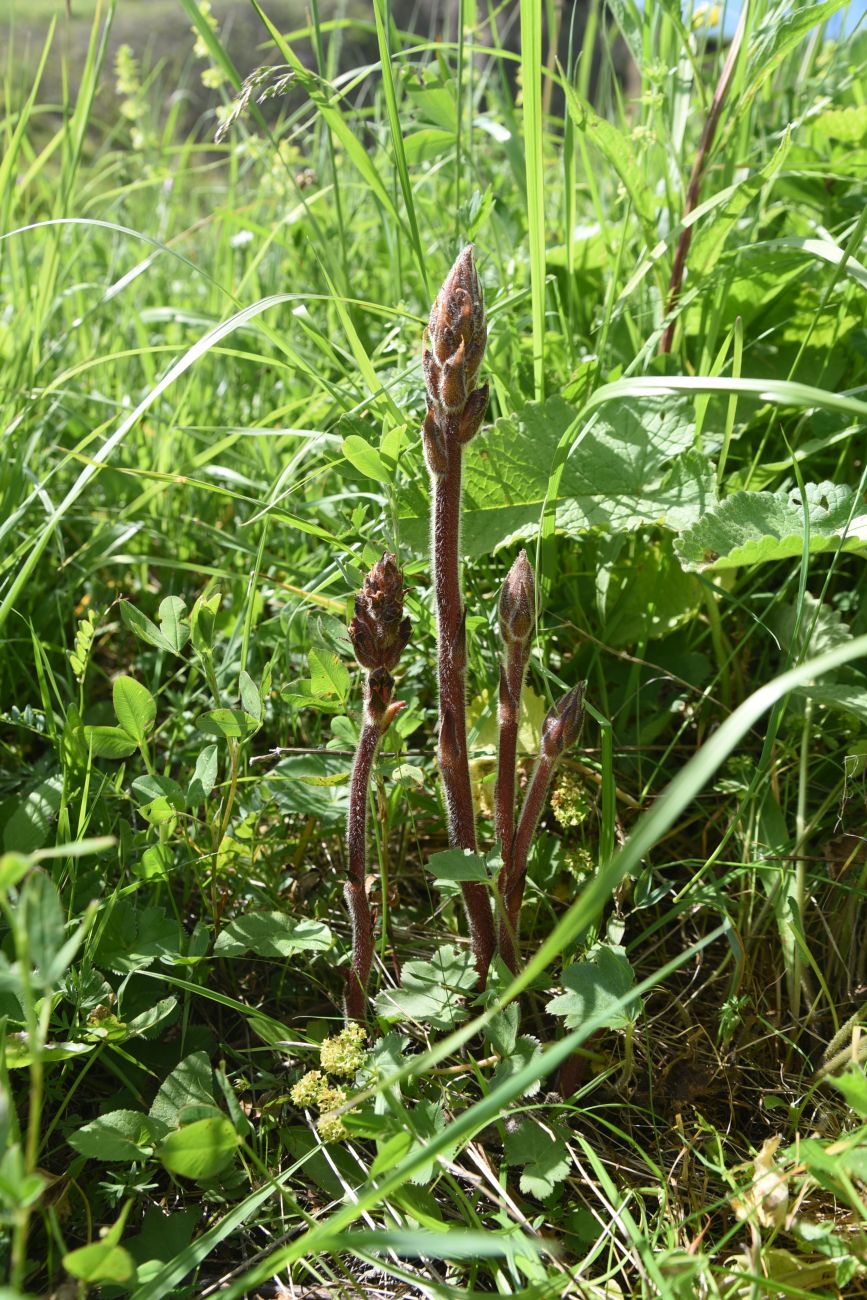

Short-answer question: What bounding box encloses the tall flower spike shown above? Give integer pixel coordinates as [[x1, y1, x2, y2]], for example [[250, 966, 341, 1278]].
[[423, 246, 496, 981], [499, 683, 586, 973], [344, 554, 411, 1021]]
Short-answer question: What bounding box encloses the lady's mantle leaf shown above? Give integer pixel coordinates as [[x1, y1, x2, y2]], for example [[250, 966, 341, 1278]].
[[675, 481, 867, 571], [374, 945, 478, 1030], [213, 913, 333, 959], [503, 1119, 572, 1199], [546, 944, 640, 1030]]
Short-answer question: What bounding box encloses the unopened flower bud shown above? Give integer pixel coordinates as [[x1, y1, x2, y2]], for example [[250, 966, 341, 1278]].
[[348, 553, 411, 673], [423, 245, 487, 416], [499, 550, 535, 647], [541, 684, 586, 761]]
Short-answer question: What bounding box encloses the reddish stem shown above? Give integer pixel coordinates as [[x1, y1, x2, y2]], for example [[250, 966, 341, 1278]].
[[344, 717, 381, 1021], [432, 429, 495, 981], [660, 9, 747, 354], [494, 643, 527, 961], [498, 753, 555, 972]]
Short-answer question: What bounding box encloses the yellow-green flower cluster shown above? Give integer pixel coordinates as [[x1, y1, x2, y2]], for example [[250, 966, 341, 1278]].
[[551, 769, 592, 829], [319, 1023, 367, 1078], [289, 1026, 369, 1143]]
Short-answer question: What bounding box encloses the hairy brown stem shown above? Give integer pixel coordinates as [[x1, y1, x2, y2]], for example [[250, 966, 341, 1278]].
[[433, 431, 495, 980], [499, 753, 555, 972], [344, 716, 381, 1022], [659, 7, 747, 354], [494, 644, 526, 959]]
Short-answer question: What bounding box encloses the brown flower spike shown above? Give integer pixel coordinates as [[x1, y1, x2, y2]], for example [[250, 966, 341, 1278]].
[[345, 553, 410, 1020], [423, 247, 496, 980]]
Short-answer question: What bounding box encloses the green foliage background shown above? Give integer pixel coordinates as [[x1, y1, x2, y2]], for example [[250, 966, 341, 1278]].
[[2, 0, 867, 1295]]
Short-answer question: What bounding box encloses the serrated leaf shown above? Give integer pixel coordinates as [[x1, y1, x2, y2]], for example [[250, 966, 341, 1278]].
[[308, 646, 350, 701], [195, 708, 259, 740], [157, 1116, 240, 1180], [400, 396, 714, 556], [504, 1119, 572, 1199], [113, 676, 156, 745], [69, 1109, 166, 1162], [489, 1035, 544, 1098], [675, 481, 867, 571], [84, 725, 138, 759], [213, 913, 333, 959], [374, 945, 478, 1030], [158, 596, 189, 654], [546, 944, 640, 1030]]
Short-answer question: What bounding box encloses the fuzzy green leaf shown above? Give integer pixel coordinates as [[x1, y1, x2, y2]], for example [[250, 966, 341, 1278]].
[[213, 913, 333, 959], [374, 945, 478, 1030], [503, 1119, 572, 1199], [546, 944, 640, 1030], [400, 396, 714, 556], [69, 1110, 167, 1163], [675, 482, 867, 571]]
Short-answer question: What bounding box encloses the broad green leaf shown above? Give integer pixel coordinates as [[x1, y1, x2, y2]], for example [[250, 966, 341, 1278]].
[[149, 1051, 216, 1129], [158, 596, 189, 654], [188, 744, 219, 805], [113, 676, 156, 745], [342, 434, 389, 482], [137, 843, 173, 881], [126, 996, 178, 1038], [489, 1035, 544, 1098], [69, 1110, 167, 1162], [213, 913, 333, 959], [503, 1119, 572, 1199], [84, 725, 138, 760], [63, 1240, 136, 1284], [120, 601, 176, 655], [546, 944, 639, 1030], [308, 646, 350, 701], [426, 849, 490, 883], [195, 709, 259, 740], [675, 482, 867, 571], [374, 945, 478, 1031], [1, 775, 62, 853], [598, 536, 702, 647], [239, 670, 261, 723], [827, 1067, 867, 1118], [94, 902, 184, 974], [157, 1116, 241, 1180], [793, 685, 867, 725], [0, 853, 29, 892], [400, 396, 713, 557], [132, 774, 186, 814]]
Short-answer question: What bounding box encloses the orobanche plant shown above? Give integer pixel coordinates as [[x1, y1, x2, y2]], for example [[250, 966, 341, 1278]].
[[342, 246, 585, 1020]]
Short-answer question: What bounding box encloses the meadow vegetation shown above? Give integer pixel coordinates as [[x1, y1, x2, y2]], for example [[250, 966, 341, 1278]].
[[2, 0, 867, 1295]]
